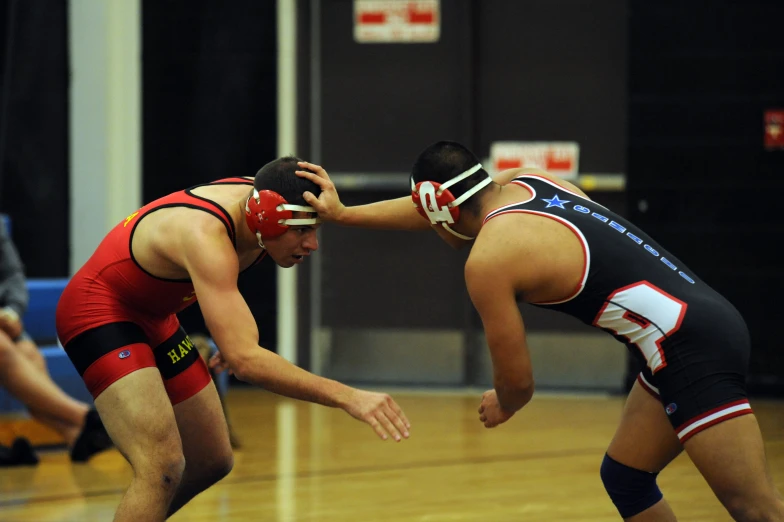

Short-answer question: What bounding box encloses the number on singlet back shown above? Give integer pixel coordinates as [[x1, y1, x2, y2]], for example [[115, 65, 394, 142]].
[[593, 281, 687, 373]]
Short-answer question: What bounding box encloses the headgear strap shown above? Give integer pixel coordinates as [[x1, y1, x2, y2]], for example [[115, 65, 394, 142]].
[[411, 163, 492, 241]]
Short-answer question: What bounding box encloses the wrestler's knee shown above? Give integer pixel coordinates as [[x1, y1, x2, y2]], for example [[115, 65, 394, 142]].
[[124, 430, 187, 493], [600, 453, 663, 518], [191, 447, 234, 488], [135, 448, 187, 493], [157, 455, 187, 493], [206, 451, 234, 484]]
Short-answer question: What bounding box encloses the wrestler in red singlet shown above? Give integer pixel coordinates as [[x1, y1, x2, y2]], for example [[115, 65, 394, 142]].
[[56, 177, 263, 404], [56, 158, 412, 522]]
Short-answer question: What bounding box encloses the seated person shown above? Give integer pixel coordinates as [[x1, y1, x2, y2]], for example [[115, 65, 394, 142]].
[[0, 219, 112, 463]]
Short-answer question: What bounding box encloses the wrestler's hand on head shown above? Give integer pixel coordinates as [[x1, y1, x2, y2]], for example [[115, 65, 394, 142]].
[[341, 388, 411, 442], [295, 161, 346, 222]]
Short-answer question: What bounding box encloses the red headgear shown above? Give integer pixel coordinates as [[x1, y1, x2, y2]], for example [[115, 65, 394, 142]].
[[244, 189, 320, 248], [411, 163, 492, 240]]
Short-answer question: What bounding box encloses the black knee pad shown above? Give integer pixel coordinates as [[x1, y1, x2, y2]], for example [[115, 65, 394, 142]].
[[600, 453, 663, 518]]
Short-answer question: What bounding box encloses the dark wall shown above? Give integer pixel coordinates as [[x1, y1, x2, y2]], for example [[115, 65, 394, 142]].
[[313, 0, 629, 330], [0, 0, 68, 277], [476, 0, 628, 173], [143, 2, 279, 348], [627, 0, 784, 392], [320, 192, 471, 330], [142, 2, 278, 199], [319, 0, 474, 172], [318, 0, 628, 173]]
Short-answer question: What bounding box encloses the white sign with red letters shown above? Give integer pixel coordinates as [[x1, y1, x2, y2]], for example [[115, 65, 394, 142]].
[[490, 142, 580, 181], [354, 0, 440, 43]]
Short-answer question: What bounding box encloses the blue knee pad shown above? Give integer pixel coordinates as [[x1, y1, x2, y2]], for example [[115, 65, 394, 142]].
[[600, 453, 663, 518]]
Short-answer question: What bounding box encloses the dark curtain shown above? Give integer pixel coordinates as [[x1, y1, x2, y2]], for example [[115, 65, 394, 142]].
[[0, 0, 68, 277], [628, 0, 784, 395], [142, 1, 279, 350]]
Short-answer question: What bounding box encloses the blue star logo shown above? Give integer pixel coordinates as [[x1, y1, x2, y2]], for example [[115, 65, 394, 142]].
[[542, 194, 570, 209]]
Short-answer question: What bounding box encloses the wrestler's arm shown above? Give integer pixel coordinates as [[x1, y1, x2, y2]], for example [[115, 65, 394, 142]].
[[181, 223, 354, 406], [295, 162, 590, 230], [464, 236, 535, 414], [339, 196, 429, 231], [179, 220, 411, 440], [295, 161, 430, 231]]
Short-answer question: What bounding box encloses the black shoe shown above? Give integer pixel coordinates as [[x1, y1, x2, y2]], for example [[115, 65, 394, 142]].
[[12, 437, 39, 466], [0, 437, 39, 467], [70, 408, 114, 463]]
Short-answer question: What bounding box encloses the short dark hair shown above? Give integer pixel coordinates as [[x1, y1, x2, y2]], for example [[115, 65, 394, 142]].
[[410, 141, 490, 215], [254, 156, 321, 206]]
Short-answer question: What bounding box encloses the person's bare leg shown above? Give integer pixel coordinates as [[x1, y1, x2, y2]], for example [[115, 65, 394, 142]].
[[14, 337, 92, 444], [93, 368, 186, 522], [0, 333, 89, 440], [683, 414, 784, 521], [166, 380, 233, 518], [15, 338, 48, 373], [26, 406, 81, 442], [605, 380, 683, 521]]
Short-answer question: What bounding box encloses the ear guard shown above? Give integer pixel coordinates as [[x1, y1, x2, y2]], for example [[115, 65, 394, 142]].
[[411, 163, 493, 240], [245, 189, 320, 248]]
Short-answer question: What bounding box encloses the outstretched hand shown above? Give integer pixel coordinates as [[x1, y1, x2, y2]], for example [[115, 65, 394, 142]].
[[342, 388, 411, 442], [295, 161, 346, 223]]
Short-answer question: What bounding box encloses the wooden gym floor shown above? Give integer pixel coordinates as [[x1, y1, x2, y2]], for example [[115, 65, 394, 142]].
[[0, 388, 781, 521]]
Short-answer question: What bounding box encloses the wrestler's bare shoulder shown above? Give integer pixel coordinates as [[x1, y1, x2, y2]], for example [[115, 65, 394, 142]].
[[493, 167, 589, 200]]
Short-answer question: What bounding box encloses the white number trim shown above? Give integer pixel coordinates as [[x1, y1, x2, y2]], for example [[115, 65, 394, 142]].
[[593, 281, 687, 374]]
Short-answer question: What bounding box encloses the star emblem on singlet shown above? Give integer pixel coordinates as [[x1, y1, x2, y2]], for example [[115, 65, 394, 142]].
[[542, 194, 570, 209]]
